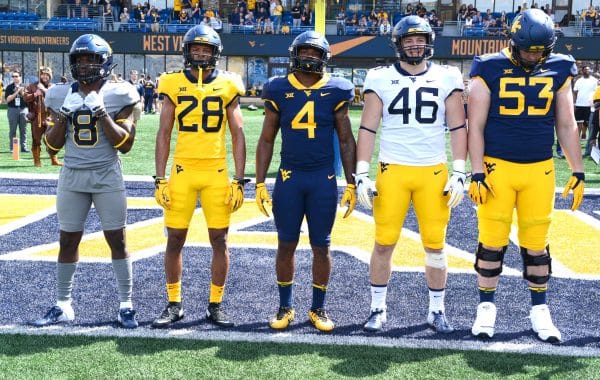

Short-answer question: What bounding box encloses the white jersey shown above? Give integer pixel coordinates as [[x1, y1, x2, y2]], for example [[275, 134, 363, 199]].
[[45, 80, 140, 170], [363, 62, 463, 166]]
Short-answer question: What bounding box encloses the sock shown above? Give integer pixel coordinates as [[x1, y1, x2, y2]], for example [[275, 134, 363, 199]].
[[277, 280, 293, 308], [529, 286, 547, 306], [311, 283, 327, 310], [112, 258, 133, 304], [57, 262, 77, 302], [370, 284, 387, 312], [167, 281, 181, 303], [428, 287, 445, 313], [478, 286, 496, 303], [209, 283, 225, 304]]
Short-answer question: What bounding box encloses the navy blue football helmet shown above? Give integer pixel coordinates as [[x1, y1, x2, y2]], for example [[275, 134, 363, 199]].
[[391, 16, 435, 65], [69, 34, 115, 85], [289, 31, 331, 74], [182, 25, 223, 69], [509, 9, 556, 71]]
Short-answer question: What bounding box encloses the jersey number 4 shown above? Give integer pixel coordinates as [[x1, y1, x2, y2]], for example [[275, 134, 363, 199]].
[[177, 95, 224, 132], [291, 101, 317, 138]]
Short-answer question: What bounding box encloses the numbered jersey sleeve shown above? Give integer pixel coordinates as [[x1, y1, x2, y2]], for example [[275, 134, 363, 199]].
[[159, 69, 245, 160], [262, 74, 353, 170], [470, 49, 576, 163], [363, 63, 462, 166]]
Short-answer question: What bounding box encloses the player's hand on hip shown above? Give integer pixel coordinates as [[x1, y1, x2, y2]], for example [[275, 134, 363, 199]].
[[83, 91, 106, 117], [225, 178, 248, 213], [562, 172, 585, 211], [468, 173, 495, 205], [255, 182, 272, 217], [154, 177, 171, 209], [60, 92, 84, 117], [340, 184, 356, 218], [355, 172, 377, 209]]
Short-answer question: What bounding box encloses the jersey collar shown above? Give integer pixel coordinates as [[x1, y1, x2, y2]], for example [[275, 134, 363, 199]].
[[287, 73, 330, 90], [184, 68, 219, 85], [393, 61, 431, 77]]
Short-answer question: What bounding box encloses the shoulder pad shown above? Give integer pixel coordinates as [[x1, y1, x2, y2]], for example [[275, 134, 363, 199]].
[[45, 84, 71, 112]]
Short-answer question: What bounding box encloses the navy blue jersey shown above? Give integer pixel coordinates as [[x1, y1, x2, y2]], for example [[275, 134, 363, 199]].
[[262, 74, 354, 170], [470, 48, 577, 163]]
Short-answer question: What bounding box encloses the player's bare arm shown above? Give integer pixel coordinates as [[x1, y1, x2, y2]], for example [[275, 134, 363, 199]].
[[44, 109, 68, 155], [155, 96, 176, 178], [334, 104, 356, 184], [99, 104, 138, 154], [555, 82, 584, 172], [255, 106, 280, 184], [226, 97, 246, 179], [356, 91, 383, 163], [445, 90, 468, 163], [467, 77, 490, 174]]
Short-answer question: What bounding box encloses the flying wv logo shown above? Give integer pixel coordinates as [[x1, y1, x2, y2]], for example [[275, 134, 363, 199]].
[[484, 161, 496, 174], [280, 168, 292, 182]]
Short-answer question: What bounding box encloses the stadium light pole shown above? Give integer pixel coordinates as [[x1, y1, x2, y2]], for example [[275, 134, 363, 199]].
[[315, 0, 325, 34]]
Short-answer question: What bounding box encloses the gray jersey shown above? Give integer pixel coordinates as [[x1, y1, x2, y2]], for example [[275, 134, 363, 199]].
[[45, 80, 140, 170]]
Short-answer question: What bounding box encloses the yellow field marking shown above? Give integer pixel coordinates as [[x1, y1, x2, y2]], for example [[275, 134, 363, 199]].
[[0, 194, 55, 227]]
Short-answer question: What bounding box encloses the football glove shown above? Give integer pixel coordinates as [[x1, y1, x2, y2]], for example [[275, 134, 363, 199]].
[[339, 184, 357, 218], [255, 182, 272, 217], [225, 178, 247, 213], [443, 160, 467, 208], [83, 91, 106, 117], [59, 92, 84, 117], [468, 173, 495, 205], [561, 172, 585, 211], [154, 177, 171, 209], [355, 172, 377, 209]]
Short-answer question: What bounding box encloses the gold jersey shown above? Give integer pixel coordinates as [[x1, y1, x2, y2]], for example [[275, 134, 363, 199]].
[[158, 69, 245, 162]]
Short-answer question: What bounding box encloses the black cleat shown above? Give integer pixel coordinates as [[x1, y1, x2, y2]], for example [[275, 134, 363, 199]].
[[206, 302, 234, 328], [151, 302, 184, 328]]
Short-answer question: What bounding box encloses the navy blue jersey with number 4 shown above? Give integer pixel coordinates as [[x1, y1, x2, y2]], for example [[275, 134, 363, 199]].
[[262, 73, 354, 170], [470, 47, 577, 163]]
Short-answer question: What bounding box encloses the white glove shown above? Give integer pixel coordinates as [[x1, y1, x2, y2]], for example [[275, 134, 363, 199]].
[[443, 160, 466, 208], [84, 91, 106, 117], [59, 92, 84, 117], [355, 160, 377, 209]]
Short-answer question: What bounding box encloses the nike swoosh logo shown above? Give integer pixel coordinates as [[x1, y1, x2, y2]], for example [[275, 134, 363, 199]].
[[327, 175, 335, 179], [426, 79, 435, 82], [321, 92, 331, 97], [434, 170, 442, 175], [545, 170, 553, 175], [213, 87, 222, 91], [539, 68, 549, 73], [218, 169, 225, 172]]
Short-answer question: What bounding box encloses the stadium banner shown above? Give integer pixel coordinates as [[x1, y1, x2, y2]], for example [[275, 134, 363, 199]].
[[0, 30, 596, 59]]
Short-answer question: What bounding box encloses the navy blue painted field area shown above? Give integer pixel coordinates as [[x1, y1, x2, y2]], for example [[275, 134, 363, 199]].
[[1, 176, 598, 356]]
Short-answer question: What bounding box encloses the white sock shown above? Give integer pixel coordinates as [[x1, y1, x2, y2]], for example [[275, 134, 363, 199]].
[[428, 288, 445, 313], [120, 301, 133, 310], [370, 284, 387, 312]]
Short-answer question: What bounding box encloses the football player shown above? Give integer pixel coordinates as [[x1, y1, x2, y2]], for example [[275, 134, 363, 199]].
[[356, 16, 467, 334], [468, 9, 584, 343], [31, 34, 141, 328], [152, 25, 247, 328], [255, 31, 357, 332]]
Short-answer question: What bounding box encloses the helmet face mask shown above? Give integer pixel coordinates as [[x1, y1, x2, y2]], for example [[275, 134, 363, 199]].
[[183, 25, 223, 69], [69, 34, 115, 85], [509, 9, 556, 72], [392, 16, 434, 65], [289, 31, 331, 74]]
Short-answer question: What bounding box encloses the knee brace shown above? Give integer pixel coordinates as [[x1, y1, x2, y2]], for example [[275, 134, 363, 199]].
[[520, 246, 552, 285], [474, 243, 506, 277], [425, 251, 447, 269]]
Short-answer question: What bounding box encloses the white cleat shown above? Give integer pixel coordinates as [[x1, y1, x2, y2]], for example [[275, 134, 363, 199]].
[[471, 302, 497, 339], [363, 309, 387, 332], [530, 304, 562, 343]]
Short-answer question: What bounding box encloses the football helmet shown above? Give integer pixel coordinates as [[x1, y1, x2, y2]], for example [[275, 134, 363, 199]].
[[288, 31, 331, 74], [509, 9, 556, 71], [391, 16, 435, 65], [182, 25, 223, 69], [69, 34, 115, 85]]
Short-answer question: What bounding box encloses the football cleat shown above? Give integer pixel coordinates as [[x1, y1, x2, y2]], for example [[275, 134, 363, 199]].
[[427, 311, 455, 334], [530, 304, 562, 343], [206, 302, 234, 328], [269, 306, 295, 330], [117, 308, 139, 329], [308, 308, 334, 332], [151, 302, 184, 328], [30, 305, 75, 327], [364, 309, 387, 332], [471, 302, 497, 339]]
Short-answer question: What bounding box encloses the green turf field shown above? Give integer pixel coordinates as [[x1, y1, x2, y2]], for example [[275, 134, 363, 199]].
[[1, 107, 598, 186]]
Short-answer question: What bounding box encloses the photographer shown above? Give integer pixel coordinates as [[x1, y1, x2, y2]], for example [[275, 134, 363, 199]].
[[4, 71, 29, 153]]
